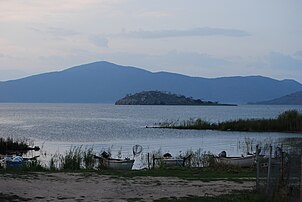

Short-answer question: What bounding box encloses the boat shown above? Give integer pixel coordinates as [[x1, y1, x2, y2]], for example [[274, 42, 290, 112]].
[[153, 153, 191, 167], [94, 155, 134, 170], [0, 155, 39, 169], [215, 155, 255, 167], [102, 158, 134, 170], [162, 158, 184, 167]]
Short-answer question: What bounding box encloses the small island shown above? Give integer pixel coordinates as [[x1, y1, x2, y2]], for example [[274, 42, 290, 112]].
[[115, 91, 236, 106]]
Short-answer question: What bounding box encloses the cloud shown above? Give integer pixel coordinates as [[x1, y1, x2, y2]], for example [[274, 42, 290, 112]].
[[294, 50, 302, 57], [90, 36, 109, 48], [0, 69, 29, 81], [115, 27, 249, 39], [95, 50, 234, 78], [268, 52, 302, 70], [159, 51, 232, 68], [30, 27, 79, 38]]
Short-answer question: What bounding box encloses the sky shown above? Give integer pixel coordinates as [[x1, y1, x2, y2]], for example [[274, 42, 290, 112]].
[[0, 0, 302, 82]]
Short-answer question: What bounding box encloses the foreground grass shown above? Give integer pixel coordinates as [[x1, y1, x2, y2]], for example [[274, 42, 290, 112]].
[[154, 192, 266, 202], [158, 110, 302, 133], [0, 167, 255, 182], [96, 167, 255, 181]]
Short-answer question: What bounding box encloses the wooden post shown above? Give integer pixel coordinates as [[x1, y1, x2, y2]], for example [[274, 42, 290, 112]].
[[280, 144, 284, 181], [256, 145, 260, 192], [147, 153, 150, 169], [266, 145, 272, 194], [152, 154, 155, 169], [300, 146, 302, 202]]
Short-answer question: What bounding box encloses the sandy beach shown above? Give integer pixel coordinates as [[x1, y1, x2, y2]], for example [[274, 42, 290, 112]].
[[0, 172, 255, 202]]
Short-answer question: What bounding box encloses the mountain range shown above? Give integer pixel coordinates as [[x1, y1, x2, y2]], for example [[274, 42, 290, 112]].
[[0, 61, 301, 104], [252, 91, 302, 105]]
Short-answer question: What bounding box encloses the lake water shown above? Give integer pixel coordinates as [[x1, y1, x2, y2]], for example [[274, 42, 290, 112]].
[[0, 104, 302, 162]]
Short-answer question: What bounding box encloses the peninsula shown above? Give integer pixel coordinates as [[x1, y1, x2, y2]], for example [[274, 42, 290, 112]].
[[251, 91, 302, 105], [115, 91, 236, 106]]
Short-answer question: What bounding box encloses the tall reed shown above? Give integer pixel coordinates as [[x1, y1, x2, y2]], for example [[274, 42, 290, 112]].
[[158, 110, 302, 133]]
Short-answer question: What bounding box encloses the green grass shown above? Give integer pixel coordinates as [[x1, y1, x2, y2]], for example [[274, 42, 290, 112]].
[[127, 198, 144, 202], [155, 192, 266, 202], [158, 110, 302, 133], [0, 167, 255, 182], [97, 167, 255, 181]]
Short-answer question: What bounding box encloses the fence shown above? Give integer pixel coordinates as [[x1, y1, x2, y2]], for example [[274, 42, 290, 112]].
[[256, 143, 302, 202]]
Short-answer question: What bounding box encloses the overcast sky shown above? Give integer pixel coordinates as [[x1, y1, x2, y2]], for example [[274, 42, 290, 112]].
[[1, 0, 302, 82]]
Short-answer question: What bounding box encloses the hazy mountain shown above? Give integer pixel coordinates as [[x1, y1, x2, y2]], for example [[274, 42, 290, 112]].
[[252, 91, 302, 105], [0, 61, 301, 103]]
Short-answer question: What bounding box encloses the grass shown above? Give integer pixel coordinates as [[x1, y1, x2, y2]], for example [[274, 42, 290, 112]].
[[0, 166, 255, 182], [155, 192, 266, 202], [97, 167, 255, 182], [61, 146, 83, 170], [158, 110, 302, 133]]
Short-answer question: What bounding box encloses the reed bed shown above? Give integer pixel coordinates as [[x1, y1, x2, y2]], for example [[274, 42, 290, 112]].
[[158, 110, 302, 133]]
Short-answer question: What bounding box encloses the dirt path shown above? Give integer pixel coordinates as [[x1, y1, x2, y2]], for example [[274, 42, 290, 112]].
[[0, 173, 255, 201]]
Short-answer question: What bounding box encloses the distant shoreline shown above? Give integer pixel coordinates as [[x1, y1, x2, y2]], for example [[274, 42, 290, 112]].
[[117, 103, 237, 106]]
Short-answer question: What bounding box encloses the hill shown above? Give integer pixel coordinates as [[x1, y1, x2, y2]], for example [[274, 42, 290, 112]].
[[252, 91, 302, 105], [0, 61, 301, 103], [115, 91, 236, 106]]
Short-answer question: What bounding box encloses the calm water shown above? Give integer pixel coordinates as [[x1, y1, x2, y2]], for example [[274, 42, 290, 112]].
[[0, 104, 302, 159]]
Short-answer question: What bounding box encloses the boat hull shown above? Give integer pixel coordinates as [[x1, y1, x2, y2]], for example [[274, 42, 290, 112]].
[[101, 158, 134, 170], [162, 159, 184, 167], [216, 155, 255, 167]]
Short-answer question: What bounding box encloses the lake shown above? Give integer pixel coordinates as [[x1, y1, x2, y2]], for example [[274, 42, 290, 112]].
[[0, 104, 301, 163]]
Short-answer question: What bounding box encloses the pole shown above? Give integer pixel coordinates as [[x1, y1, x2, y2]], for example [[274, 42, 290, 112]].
[[280, 144, 284, 181], [152, 154, 155, 169], [256, 145, 260, 192], [147, 153, 150, 169], [266, 145, 272, 194], [300, 146, 302, 202]]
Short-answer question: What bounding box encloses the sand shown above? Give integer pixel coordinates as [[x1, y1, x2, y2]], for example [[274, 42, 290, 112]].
[[0, 172, 255, 201]]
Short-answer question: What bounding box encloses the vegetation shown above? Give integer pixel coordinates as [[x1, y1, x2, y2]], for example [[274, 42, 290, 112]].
[[99, 167, 255, 182], [154, 192, 266, 202], [158, 110, 302, 133], [56, 146, 96, 171], [0, 137, 33, 154]]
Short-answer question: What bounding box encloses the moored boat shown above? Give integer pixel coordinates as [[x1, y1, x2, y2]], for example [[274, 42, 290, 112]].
[[215, 155, 255, 167], [94, 154, 135, 170], [94, 145, 142, 170], [101, 157, 134, 170], [162, 158, 184, 167]]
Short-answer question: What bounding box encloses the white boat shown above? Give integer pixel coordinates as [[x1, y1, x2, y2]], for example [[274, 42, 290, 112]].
[[94, 155, 134, 170], [102, 158, 134, 170], [215, 155, 255, 167]]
